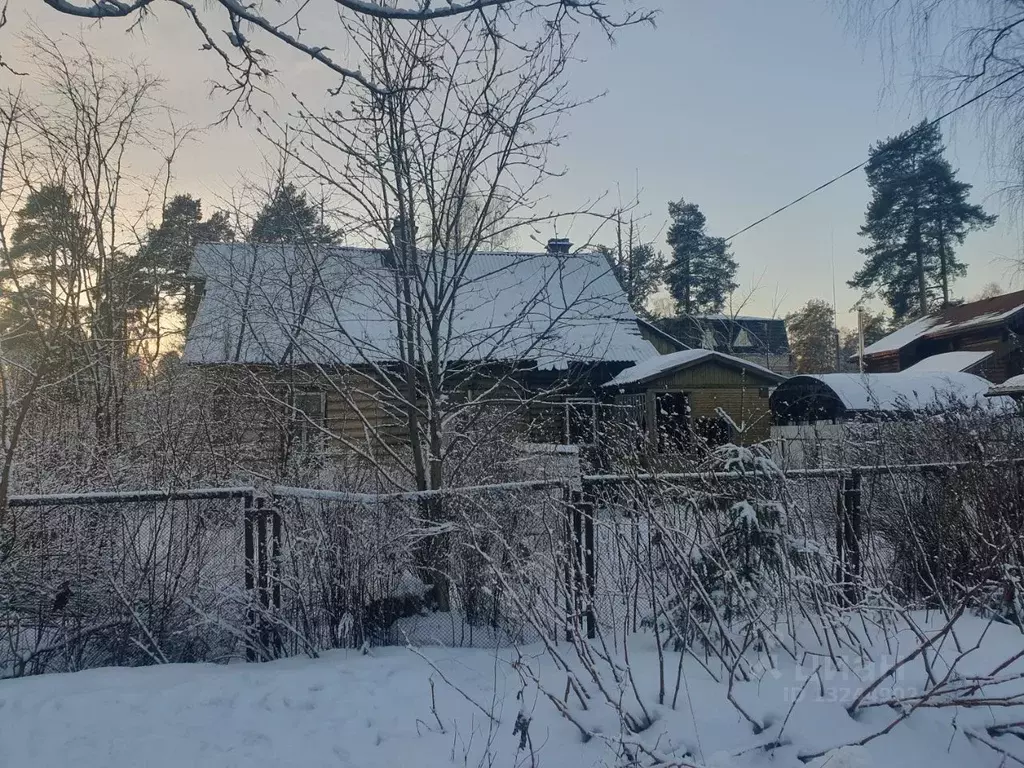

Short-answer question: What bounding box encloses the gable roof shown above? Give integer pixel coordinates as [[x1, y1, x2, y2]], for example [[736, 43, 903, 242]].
[[183, 244, 658, 370], [655, 315, 789, 355], [603, 348, 785, 388], [863, 290, 1024, 357]]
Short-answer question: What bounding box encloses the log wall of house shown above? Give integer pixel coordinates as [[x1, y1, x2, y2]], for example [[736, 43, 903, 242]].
[[865, 326, 1024, 382], [323, 375, 405, 455], [863, 351, 901, 373]]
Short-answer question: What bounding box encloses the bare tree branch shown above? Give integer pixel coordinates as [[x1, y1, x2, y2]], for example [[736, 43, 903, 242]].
[[38, 0, 654, 114]]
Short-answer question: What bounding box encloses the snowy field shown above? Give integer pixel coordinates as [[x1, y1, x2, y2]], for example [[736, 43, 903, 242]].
[[2, 614, 1022, 768]]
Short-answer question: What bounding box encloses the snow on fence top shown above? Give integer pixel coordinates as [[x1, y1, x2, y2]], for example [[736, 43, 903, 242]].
[[903, 350, 993, 373], [183, 244, 657, 370], [603, 348, 784, 388], [862, 289, 1024, 357]]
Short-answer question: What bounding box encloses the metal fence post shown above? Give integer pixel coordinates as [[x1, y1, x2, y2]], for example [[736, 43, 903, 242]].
[[564, 487, 579, 642], [836, 471, 862, 605], [243, 493, 257, 662], [255, 496, 271, 657], [835, 480, 845, 598], [564, 487, 596, 641], [581, 485, 596, 640], [269, 502, 283, 657], [846, 470, 863, 603]]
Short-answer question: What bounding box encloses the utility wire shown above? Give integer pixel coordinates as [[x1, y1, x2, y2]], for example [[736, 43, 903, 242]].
[[724, 67, 1024, 243]]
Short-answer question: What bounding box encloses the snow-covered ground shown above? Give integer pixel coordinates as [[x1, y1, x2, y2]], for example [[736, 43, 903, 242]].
[[2, 615, 1022, 768]]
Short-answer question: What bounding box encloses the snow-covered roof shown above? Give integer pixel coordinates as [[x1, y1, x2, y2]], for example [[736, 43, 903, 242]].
[[986, 374, 1024, 397], [781, 372, 996, 413], [655, 315, 789, 355], [183, 244, 657, 369], [903, 350, 993, 373], [692, 313, 779, 322], [861, 314, 938, 356], [863, 290, 1024, 357], [603, 348, 785, 388]]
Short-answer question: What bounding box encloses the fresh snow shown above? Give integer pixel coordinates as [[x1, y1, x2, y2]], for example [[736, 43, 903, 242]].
[[604, 348, 782, 388], [2, 615, 1022, 768], [791, 371, 998, 412], [693, 313, 778, 322], [184, 245, 656, 370], [860, 314, 938, 356], [987, 373, 1024, 396], [903, 350, 992, 373], [863, 306, 1024, 357]]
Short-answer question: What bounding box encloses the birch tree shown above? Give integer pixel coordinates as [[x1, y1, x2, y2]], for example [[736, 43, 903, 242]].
[[186, 12, 646, 607]]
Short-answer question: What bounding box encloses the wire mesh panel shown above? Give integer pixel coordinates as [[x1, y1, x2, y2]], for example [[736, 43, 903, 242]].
[[265, 483, 574, 654], [4, 457, 1020, 674], [261, 492, 415, 655], [0, 489, 252, 677]]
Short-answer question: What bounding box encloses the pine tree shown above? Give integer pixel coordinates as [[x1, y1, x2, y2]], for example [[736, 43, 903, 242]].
[[0, 185, 91, 363], [135, 195, 234, 330], [665, 199, 737, 315], [250, 182, 339, 244], [852, 122, 996, 320], [617, 244, 663, 316], [786, 299, 838, 374]]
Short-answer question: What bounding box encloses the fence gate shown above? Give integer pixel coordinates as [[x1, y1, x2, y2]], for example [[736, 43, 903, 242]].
[[565, 486, 596, 640], [243, 495, 283, 661]]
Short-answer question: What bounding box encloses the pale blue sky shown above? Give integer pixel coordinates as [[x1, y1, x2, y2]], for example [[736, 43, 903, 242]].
[[6, 0, 1022, 329], [543, 0, 1022, 324]]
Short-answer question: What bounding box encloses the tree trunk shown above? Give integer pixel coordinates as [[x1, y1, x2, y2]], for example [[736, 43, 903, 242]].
[[917, 249, 928, 316], [910, 216, 927, 317], [683, 254, 692, 316], [938, 222, 949, 307]]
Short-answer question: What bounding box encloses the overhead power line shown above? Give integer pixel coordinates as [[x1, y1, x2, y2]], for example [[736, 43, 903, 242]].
[[724, 67, 1024, 244]]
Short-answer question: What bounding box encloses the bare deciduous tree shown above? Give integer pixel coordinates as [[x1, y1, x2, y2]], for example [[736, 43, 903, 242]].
[[1, 37, 193, 516], [184, 12, 649, 607], [38, 0, 653, 114]]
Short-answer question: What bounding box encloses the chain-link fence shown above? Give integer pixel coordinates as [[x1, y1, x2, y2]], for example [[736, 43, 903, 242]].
[[260, 482, 574, 655], [4, 456, 1023, 677], [0, 489, 254, 677]]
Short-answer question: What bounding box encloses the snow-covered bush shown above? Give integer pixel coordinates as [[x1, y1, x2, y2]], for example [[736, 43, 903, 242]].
[[636, 445, 822, 659]]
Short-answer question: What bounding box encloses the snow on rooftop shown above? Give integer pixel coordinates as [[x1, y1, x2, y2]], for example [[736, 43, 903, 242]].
[[692, 313, 779, 322], [792, 371, 997, 412], [184, 244, 656, 370], [986, 373, 1024, 396], [903, 350, 993, 373], [604, 348, 782, 388], [863, 291, 1024, 356], [861, 314, 937, 356]]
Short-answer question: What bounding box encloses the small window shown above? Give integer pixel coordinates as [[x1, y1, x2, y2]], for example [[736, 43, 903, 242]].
[[289, 390, 326, 454], [733, 328, 753, 349]]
